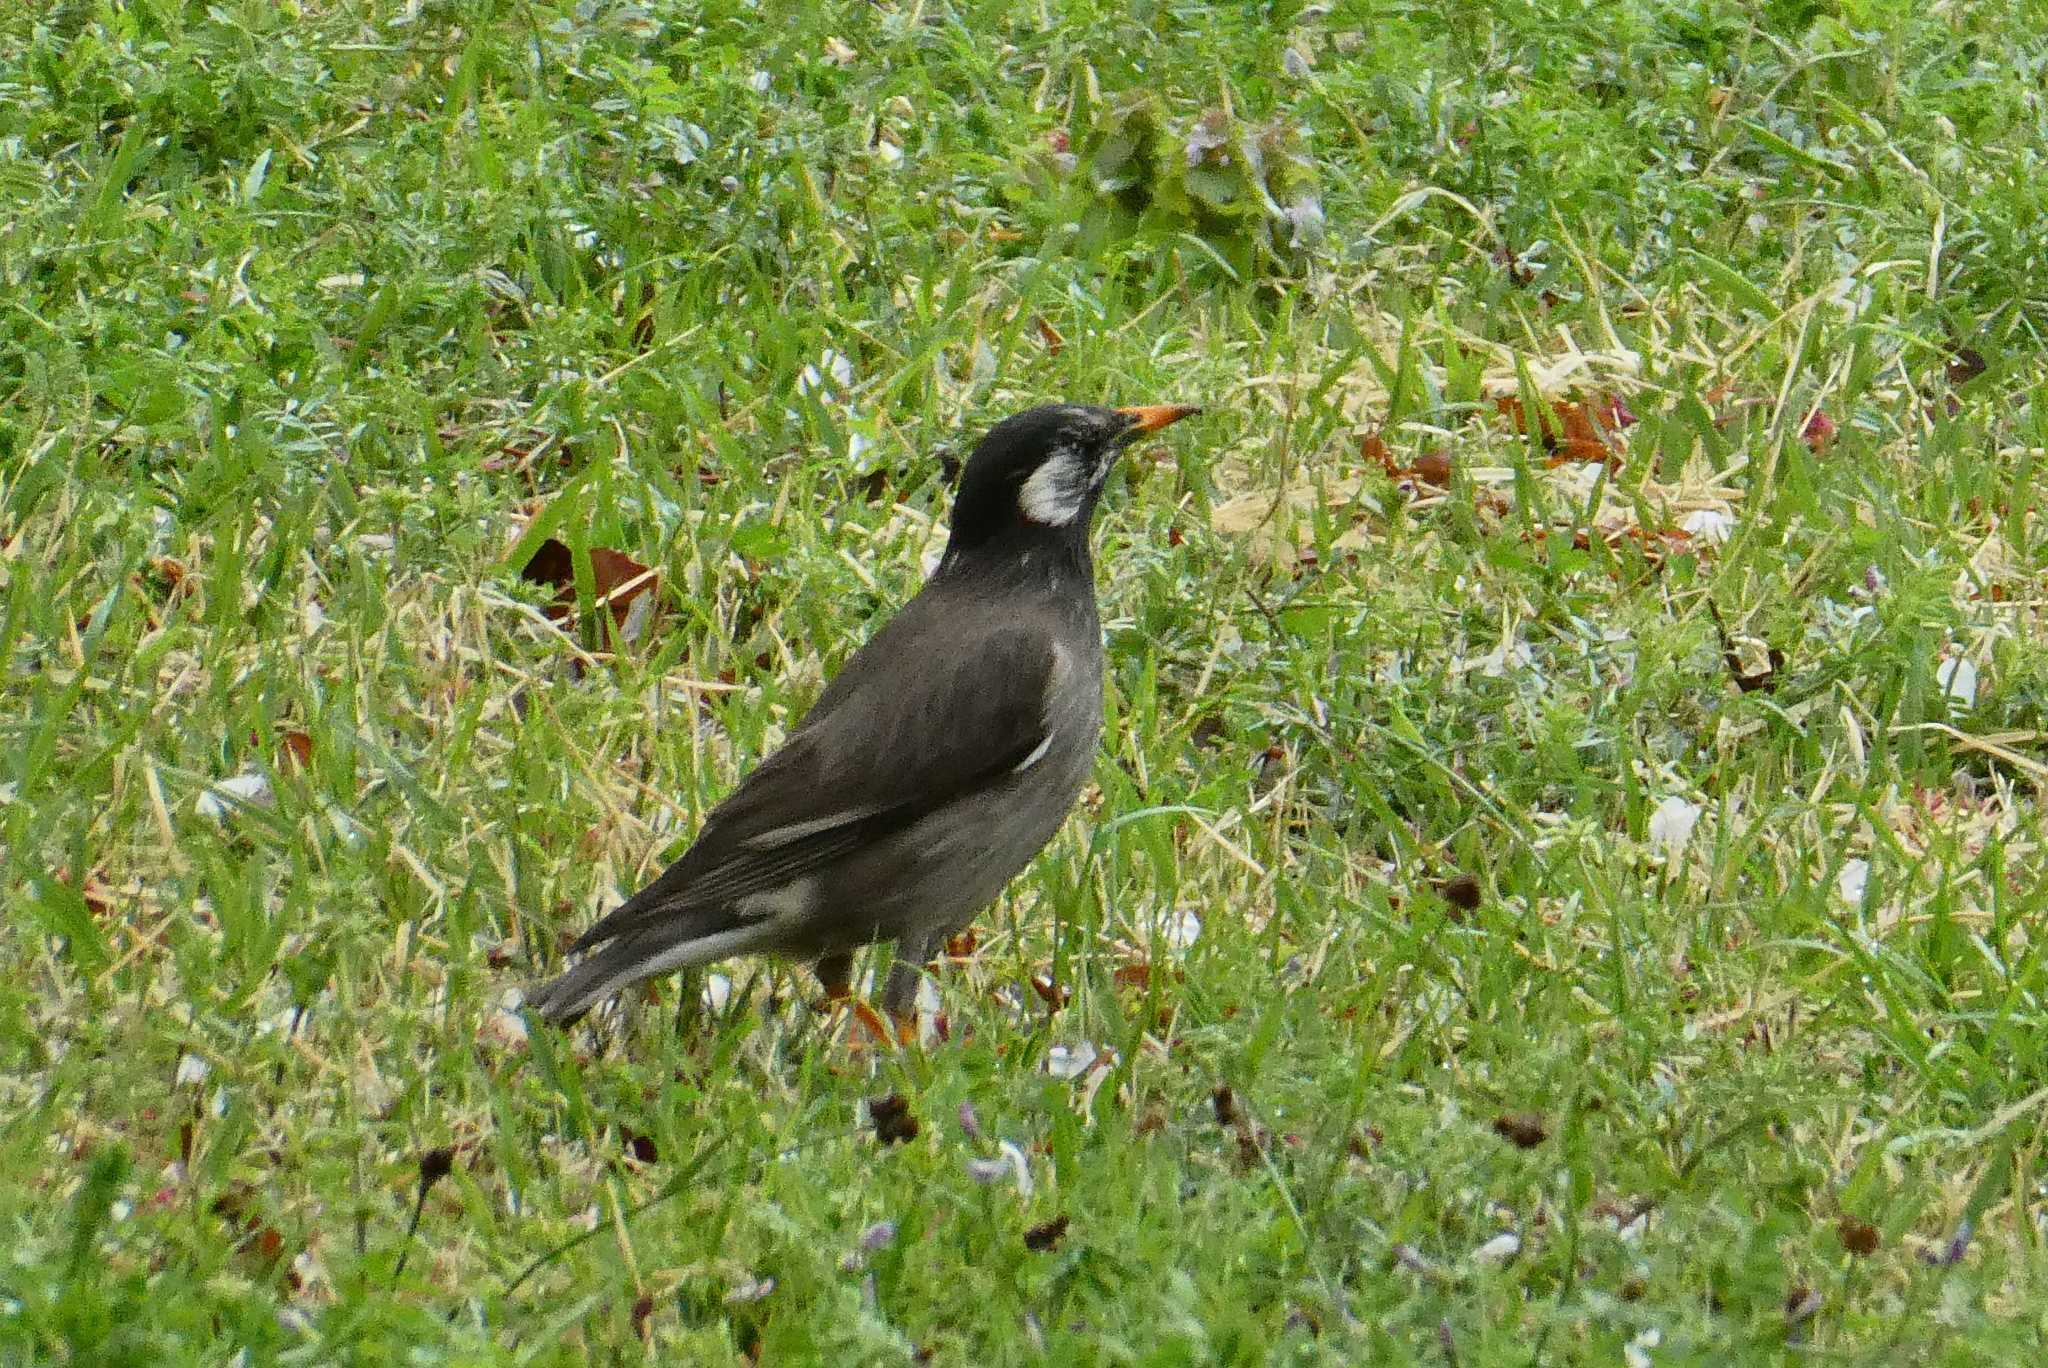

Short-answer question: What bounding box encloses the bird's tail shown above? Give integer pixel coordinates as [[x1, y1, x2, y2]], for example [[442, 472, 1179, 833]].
[[525, 919, 772, 1026]]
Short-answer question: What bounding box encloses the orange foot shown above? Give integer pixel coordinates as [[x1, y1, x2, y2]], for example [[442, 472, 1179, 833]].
[[814, 995, 913, 1051]]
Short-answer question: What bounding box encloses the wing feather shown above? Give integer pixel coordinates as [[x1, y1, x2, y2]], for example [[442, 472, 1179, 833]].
[[570, 598, 1057, 951]]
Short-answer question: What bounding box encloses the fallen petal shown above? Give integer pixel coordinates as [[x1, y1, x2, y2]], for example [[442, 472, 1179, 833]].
[[1471, 1232, 1521, 1265], [1647, 796, 1701, 860], [1161, 909, 1202, 951], [1680, 508, 1735, 545], [1936, 656, 1977, 711], [1045, 1042, 1099, 1080]]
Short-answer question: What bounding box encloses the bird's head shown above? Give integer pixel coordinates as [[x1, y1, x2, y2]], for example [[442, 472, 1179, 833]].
[[942, 403, 1201, 565]]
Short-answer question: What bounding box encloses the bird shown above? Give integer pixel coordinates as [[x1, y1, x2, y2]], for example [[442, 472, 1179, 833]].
[[526, 401, 1203, 1032]]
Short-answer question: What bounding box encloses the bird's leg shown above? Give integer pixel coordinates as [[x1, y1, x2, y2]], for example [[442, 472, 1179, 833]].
[[813, 951, 854, 1003], [812, 949, 897, 1049], [881, 934, 940, 1047]]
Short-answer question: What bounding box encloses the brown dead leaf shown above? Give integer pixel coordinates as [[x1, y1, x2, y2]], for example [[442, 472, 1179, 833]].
[[1029, 974, 1071, 1010], [1023, 1215, 1069, 1252], [55, 866, 114, 919], [1492, 244, 1536, 287], [1598, 393, 1638, 429], [620, 1127, 658, 1165], [1211, 1085, 1240, 1128], [1361, 430, 1397, 474], [1706, 602, 1785, 694], [517, 537, 659, 638], [1035, 317, 1064, 356], [1495, 394, 1616, 464], [1525, 524, 1693, 573], [211, 1186, 290, 1277], [1493, 1113, 1548, 1148], [1435, 872, 1482, 912], [1946, 346, 1987, 389], [1836, 1215, 1880, 1256], [868, 1093, 920, 1145], [149, 557, 194, 598], [1412, 449, 1454, 486], [279, 731, 313, 771]]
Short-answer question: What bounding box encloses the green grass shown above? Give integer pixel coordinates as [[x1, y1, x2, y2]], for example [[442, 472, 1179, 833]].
[[5, 0, 2048, 1360]]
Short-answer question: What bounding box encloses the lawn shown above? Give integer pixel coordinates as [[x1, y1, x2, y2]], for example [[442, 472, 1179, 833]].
[[5, 0, 2047, 1361]]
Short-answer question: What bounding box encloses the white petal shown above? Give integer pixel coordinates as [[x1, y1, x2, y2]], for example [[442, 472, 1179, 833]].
[[701, 972, 733, 1013], [199, 770, 274, 818], [1937, 656, 1977, 710], [1460, 638, 1536, 677], [1471, 1232, 1521, 1265], [1161, 908, 1202, 951], [1680, 508, 1734, 545], [479, 1007, 528, 1050], [1045, 1041, 1098, 1080], [1836, 858, 1870, 904], [1646, 797, 1701, 860], [724, 1275, 776, 1304]]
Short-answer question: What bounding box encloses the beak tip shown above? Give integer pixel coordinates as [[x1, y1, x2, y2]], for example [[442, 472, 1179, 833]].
[[1116, 403, 1204, 434]]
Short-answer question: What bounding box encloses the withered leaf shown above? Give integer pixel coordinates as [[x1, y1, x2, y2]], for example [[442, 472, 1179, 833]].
[[1211, 1085, 1239, 1128], [1029, 974, 1071, 1009], [620, 1127, 658, 1165], [1412, 449, 1454, 486], [1706, 601, 1784, 694], [1023, 1215, 1070, 1252], [868, 1093, 920, 1146], [517, 537, 659, 635], [1946, 347, 1987, 388], [1361, 430, 1397, 474], [1436, 873, 1482, 911], [1836, 1216, 1879, 1256], [1494, 394, 1615, 465], [1493, 1113, 1548, 1148]]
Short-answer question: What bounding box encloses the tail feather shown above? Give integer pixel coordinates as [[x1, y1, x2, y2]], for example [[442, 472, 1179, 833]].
[[526, 917, 776, 1026]]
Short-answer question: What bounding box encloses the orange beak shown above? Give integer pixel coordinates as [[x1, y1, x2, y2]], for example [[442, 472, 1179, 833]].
[[1115, 404, 1203, 434]]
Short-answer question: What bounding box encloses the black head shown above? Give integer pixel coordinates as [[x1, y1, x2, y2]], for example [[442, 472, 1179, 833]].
[[941, 403, 1200, 570]]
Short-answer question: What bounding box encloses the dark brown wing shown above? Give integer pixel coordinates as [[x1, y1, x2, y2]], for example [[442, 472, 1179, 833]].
[[569, 593, 1058, 951]]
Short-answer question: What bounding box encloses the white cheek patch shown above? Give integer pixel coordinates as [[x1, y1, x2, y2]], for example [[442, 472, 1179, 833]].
[[1018, 446, 1087, 526]]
